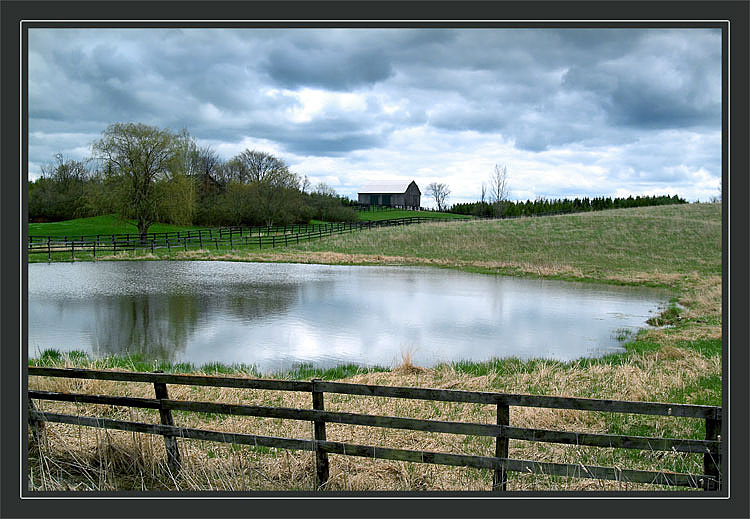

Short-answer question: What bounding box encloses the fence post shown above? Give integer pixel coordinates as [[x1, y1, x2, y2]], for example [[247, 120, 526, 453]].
[[153, 371, 181, 476], [703, 417, 721, 490], [493, 402, 510, 491], [311, 379, 329, 490], [28, 397, 46, 447]]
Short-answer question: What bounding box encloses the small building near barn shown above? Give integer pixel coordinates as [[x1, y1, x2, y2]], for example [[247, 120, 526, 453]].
[[357, 180, 421, 209]]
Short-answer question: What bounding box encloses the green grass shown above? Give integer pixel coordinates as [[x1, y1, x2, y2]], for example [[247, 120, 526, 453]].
[[28, 214, 204, 237], [356, 208, 471, 221], [28, 210, 468, 239], [28, 349, 390, 380], [295, 204, 721, 286]]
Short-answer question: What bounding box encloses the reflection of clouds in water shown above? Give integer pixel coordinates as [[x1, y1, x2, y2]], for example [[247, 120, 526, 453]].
[[28, 262, 671, 372]]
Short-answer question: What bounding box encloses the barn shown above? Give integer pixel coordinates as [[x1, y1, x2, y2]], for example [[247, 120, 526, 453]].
[[357, 180, 421, 209]]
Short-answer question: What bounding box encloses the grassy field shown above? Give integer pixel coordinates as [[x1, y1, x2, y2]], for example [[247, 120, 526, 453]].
[[356, 208, 471, 221], [28, 209, 469, 238], [27, 203, 722, 491], [28, 214, 204, 237]]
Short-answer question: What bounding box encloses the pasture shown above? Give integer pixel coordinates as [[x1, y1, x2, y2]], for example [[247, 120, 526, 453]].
[[27, 203, 723, 491]]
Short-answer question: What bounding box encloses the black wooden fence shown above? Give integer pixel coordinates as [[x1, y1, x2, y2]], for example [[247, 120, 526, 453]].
[[27, 366, 722, 491], [27, 217, 456, 260]]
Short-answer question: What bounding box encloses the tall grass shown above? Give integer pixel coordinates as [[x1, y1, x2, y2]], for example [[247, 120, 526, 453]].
[[28, 336, 719, 491]]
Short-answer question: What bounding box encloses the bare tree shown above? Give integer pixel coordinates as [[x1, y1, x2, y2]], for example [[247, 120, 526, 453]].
[[314, 182, 338, 197], [301, 175, 312, 194], [488, 164, 510, 217], [40, 153, 90, 184], [236, 149, 292, 185], [426, 182, 451, 212]]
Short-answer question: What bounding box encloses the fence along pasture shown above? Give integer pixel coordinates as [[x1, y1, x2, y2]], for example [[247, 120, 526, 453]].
[[27, 366, 722, 491], [27, 217, 456, 259]]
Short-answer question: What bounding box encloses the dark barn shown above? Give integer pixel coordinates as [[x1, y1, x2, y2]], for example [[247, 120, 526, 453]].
[[357, 180, 421, 209]]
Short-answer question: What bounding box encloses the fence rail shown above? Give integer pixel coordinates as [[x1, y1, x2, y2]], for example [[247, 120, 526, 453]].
[[27, 217, 456, 259], [28, 366, 722, 491]]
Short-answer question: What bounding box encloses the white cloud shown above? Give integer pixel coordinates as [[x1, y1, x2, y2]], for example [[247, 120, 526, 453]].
[[28, 28, 721, 202]]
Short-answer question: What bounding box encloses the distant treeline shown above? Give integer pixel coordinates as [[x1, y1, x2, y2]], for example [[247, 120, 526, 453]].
[[450, 194, 687, 218]]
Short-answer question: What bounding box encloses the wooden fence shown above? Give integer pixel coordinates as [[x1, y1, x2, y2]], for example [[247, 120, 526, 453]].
[[27, 366, 722, 491], [27, 217, 454, 260]]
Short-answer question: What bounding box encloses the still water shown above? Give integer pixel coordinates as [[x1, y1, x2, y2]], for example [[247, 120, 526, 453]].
[[28, 261, 670, 373]]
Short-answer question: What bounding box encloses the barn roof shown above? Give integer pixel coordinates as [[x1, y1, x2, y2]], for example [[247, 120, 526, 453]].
[[358, 180, 416, 194]]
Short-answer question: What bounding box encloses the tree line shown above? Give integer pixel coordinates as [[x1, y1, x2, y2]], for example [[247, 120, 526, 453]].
[[28, 123, 357, 237], [450, 194, 687, 218]]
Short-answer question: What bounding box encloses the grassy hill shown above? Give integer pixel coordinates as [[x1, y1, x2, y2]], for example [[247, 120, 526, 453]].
[[28, 214, 203, 237], [301, 203, 721, 284], [356, 208, 471, 221]]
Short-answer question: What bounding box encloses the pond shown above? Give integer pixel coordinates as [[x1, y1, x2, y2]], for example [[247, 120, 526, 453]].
[[28, 261, 670, 373]]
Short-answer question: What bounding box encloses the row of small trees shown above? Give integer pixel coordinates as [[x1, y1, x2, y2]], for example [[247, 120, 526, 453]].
[[28, 123, 357, 236], [451, 193, 687, 218]]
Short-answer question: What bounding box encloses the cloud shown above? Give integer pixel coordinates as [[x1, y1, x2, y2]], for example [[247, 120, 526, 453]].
[[27, 28, 721, 202]]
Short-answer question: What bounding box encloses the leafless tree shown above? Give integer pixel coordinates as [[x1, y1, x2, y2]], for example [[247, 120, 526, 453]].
[[301, 175, 311, 194], [488, 164, 510, 217], [40, 153, 90, 184], [235, 149, 295, 186], [314, 182, 338, 197], [426, 182, 451, 212]]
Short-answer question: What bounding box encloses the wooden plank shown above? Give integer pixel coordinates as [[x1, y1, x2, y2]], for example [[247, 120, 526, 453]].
[[29, 366, 720, 419], [315, 440, 708, 488], [31, 411, 314, 452], [32, 410, 710, 488], [503, 426, 720, 454], [161, 399, 501, 436], [315, 381, 721, 419], [161, 399, 719, 453], [28, 366, 313, 392], [29, 390, 161, 409]]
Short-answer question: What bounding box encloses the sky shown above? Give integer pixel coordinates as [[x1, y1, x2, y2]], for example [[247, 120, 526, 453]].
[[28, 28, 722, 206]]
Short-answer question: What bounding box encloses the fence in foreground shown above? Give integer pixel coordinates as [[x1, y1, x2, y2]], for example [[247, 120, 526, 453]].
[[28, 366, 722, 491], [27, 217, 453, 260]]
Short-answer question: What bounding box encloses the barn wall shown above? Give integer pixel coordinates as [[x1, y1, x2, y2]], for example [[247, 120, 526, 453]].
[[358, 182, 421, 208], [404, 183, 421, 208]]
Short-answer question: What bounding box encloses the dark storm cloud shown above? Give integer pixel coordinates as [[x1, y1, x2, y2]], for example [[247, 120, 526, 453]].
[[264, 44, 394, 90], [28, 27, 721, 201], [244, 115, 388, 156], [561, 35, 721, 131]]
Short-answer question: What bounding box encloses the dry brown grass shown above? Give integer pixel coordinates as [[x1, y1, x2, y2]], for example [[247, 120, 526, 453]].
[[28, 346, 718, 492]]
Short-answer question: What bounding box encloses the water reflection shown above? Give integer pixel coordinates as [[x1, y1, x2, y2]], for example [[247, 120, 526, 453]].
[[28, 261, 670, 372]]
